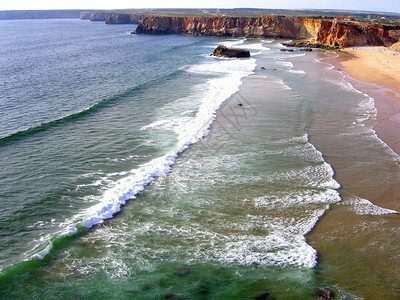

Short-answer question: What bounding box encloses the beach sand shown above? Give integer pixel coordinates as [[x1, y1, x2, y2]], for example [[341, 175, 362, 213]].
[[340, 46, 400, 100], [338, 46, 400, 156]]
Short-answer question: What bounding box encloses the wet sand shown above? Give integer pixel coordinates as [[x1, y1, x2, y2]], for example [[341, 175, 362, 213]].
[[306, 47, 400, 298], [338, 46, 400, 155]]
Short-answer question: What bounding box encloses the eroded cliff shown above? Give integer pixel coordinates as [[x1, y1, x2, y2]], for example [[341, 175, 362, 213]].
[[135, 15, 397, 47]]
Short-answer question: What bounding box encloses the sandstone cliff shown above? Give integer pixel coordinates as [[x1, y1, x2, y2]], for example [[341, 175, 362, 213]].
[[135, 15, 397, 47]]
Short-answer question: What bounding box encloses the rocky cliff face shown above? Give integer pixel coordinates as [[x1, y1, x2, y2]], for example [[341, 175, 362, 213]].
[[80, 11, 144, 24], [135, 15, 397, 47], [80, 12, 92, 20], [89, 12, 107, 21], [105, 13, 145, 24]]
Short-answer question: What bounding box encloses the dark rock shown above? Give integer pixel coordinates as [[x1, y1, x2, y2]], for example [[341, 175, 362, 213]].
[[282, 41, 340, 50], [280, 48, 294, 52], [316, 289, 335, 299], [212, 45, 250, 58], [254, 291, 276, 300], [300, 48, 313, 51], [197, 284, 208, 295], [261, 67, 266, 69], [282, 41, 313, 48], [164, 294, 177, 300]]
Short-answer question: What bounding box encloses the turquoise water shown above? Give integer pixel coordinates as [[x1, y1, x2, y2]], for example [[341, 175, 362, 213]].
[[0, 19, 399, 298]]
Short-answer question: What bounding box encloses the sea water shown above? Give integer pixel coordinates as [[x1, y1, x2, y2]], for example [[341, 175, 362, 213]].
[[0, 19, 399, 298]]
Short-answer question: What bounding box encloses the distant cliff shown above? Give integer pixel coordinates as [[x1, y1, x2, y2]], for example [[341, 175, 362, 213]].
[[105, 13, 145, 24], [80, 11, 145, 24], [135, 15, 399, 47], [0, 10, 82, 20]]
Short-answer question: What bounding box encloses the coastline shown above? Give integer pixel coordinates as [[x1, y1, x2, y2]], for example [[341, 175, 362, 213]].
[[334, 46, 400, 156]]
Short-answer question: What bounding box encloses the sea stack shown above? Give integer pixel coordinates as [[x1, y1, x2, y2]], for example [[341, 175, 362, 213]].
[[212, 45, 250, 58]]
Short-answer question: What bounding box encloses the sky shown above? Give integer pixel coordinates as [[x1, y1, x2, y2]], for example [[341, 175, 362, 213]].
[[1, 0, 399, 14]]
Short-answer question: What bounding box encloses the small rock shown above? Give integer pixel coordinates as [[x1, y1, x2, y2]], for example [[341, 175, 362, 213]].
[[213, 45, 250, 58], [316, 288, 335, 299], [197, 284, 208, 295], [254, 291, 276, 300]]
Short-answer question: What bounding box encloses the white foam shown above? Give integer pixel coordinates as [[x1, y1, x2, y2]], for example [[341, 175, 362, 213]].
[[187, 57, 255, 75], [270, 78, 292, 90], [218, 197, 336, 268], [278, 60, 294, 68], [271, 133, 309, 144], [355, 95, 377, 123], [252, 189, 340, 209], [340, 197, 399, 215], [220, 39, 245, 48], [205, 38, 246, 49], [261, 39, 274, 44], [277, 59, 306, 75], [289, 69, 307, 75], [278, 52, 306, 59], [28, 225, 78, 261], [241, 43, 270, 51], [270, 134, 341, 190]]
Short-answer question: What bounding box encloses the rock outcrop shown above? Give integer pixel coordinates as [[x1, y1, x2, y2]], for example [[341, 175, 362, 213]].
[[212, 45, 250, 57], [390, 41, 400, 52], [135, 15, 398, 47]]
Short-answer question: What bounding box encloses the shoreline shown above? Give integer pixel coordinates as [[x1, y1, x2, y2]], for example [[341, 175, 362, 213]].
[[334, 46, 400, 156]]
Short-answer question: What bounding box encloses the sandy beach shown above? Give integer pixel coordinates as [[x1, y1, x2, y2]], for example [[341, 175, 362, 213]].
[[340, 46, 400, 99], [338, 46, 400, 156]]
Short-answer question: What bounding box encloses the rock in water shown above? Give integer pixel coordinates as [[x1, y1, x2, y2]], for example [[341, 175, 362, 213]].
[[316, 289, 335, 299], [212, 45, 250, 58]]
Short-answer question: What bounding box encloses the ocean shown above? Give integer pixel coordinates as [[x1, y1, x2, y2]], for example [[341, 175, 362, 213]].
[[0, 19, 399, 298]]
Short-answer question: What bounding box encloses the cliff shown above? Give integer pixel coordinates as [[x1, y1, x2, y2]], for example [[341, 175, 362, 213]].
[[80, 12, 92, 20], [0, 10, 82, 20], [135, 15, 398, 47], [90, 12, 107, 21], [80, 11, 145, 24], [105, 13, 145, 24]]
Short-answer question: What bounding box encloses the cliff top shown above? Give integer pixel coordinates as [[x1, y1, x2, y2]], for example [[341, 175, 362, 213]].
[[1, 8, 400, 24]]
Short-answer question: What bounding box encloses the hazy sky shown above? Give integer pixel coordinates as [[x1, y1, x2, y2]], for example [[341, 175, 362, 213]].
[[1, 0, 399, 14]]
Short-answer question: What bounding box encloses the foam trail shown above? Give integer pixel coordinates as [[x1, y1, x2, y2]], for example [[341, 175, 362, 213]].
[[340, 196, 399, 215]]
